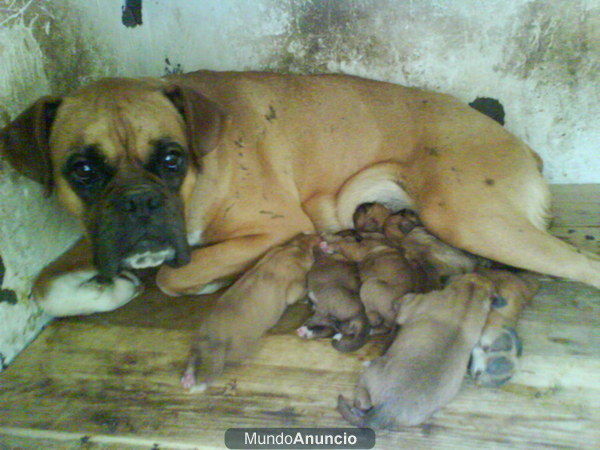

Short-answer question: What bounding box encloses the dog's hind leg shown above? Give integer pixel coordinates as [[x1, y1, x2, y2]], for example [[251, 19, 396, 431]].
[[470, 270, 539, 386], [419, 191, 600, 289]]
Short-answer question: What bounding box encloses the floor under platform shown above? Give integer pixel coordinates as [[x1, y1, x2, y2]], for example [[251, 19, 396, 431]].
[[0, 184, 599, 449]]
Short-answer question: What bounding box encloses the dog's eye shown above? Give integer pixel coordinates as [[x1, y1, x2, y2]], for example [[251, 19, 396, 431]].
[[160, 149, 186, 172], [68, 158, 99, 183]]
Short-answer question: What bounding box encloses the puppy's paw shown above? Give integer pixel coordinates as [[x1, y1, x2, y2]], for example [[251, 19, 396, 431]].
[[181, 365, 208, 393], [337, 395, 367, 427], [182, 335, 229, 392], [296, 324, 336, 339], [37, 270, 142, 316], [470, 326, 522, 387]]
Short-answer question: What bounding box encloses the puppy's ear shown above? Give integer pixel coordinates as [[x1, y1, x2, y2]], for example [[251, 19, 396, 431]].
[[0, 97, 62, 195], [163, 85, 228, 163]]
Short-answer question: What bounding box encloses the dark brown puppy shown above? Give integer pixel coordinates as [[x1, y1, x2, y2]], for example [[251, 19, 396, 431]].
[[325, 232, 436, 335], [298, 241, 370, 352], [338, 273, 493, 429], [356, 203, 483, 283]]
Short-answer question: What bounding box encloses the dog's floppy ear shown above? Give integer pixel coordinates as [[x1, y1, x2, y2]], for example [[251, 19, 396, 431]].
[[0, 97, 62, 195], [163, 85, 228, 162]]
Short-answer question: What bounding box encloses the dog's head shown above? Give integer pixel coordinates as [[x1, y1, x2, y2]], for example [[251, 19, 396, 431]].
[[0, 77, 227, 277]]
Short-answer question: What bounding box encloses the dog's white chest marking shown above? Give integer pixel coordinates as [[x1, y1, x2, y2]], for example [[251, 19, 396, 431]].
[[40, 270, 141, 316], [123, 248, 175, 269]]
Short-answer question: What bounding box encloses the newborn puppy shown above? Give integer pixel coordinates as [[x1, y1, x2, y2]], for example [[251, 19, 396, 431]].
[[356, 203, 484, 283], [400, 226, 483, 281], [181, 233, 320, 392], [353, 203, 395, 232], [338, 273, 493, 429], [326, 232, 436, 334], [298, 242, 370, 352]]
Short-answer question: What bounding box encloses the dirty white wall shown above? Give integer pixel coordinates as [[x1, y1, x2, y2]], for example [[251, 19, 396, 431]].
[[1, 0, 598, 369]]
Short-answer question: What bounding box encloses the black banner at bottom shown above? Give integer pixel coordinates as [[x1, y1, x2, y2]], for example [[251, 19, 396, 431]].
[[225, 428, 376, 449]]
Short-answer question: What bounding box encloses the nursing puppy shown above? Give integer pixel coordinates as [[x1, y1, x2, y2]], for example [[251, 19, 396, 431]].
[[297, 241, 370, 352], [181, 233, 319, 391], [356, 203, 483, 283], [354, 204, 420, 239], [325, 232, 436, 334], [338, 273, 493, 429]]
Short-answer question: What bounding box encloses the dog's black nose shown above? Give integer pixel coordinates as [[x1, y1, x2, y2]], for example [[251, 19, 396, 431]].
[[117, 189, 164, 216]]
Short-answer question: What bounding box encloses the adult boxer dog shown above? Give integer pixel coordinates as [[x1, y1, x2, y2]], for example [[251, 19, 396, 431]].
[[2, 71, 599, 321]]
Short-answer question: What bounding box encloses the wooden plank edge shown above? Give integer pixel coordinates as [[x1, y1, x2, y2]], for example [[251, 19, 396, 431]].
[[0, 426, 218, 449]]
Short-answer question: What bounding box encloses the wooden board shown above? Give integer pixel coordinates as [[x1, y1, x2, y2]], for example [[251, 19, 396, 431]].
[[1, 184, 599, 449]]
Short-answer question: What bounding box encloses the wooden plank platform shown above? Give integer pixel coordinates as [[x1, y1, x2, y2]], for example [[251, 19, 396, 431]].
[[1, 184, 599, 449]]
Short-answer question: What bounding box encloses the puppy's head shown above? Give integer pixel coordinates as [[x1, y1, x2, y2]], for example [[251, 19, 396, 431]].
[[353, 202, 392, 232], [0, 77, 227, 277]]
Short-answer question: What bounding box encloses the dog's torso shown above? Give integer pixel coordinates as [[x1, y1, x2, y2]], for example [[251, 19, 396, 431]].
[[170, 71, 535, 243]]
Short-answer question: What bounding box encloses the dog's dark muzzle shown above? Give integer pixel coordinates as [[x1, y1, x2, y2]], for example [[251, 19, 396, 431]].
[[89, 184, 191, 278]]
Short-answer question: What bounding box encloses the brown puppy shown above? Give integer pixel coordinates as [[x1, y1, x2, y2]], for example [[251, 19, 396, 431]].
[[181, 233, 319, 392], [326, 232, 436, 334], [338, 273, 493, 429], [354, 204, 540, 386], [353, 203, 397, 233], [470, 268, 540, 386], [354, 204, 420, 239], [357, 203, 484, 283], [298, 241, 369, 352]]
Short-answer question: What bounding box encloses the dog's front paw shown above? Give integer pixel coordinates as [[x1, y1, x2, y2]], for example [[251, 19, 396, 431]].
[[36, 270, 142, 317], [470, 325, 522, 387]]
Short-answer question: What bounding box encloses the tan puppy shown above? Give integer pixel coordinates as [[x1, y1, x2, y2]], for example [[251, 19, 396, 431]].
[[338, 273, 493, 429], [353, 203, 398, 233], [298, 242, 369, 352], [357, 203, 484, 282], [181, 233, 319, 391], [326, 232, 436, 334], [2, 71, 598, 382], [470, 268, 540, 386]]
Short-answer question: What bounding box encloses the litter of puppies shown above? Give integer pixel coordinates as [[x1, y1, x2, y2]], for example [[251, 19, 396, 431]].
[[184, 202, 540, 430]]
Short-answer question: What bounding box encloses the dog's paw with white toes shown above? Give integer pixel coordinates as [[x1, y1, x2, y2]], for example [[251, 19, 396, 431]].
[[470, 326, 522, 387], [38, 270, 142, 317]]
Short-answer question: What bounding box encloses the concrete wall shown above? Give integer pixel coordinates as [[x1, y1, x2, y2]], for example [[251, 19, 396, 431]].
[[1, 0, 598, 370]]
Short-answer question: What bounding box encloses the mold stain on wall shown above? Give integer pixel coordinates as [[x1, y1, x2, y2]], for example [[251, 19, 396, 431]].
[[32, 1, 118, 95], [262, 0, 396, 75], [500, 0, 599, 87]]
